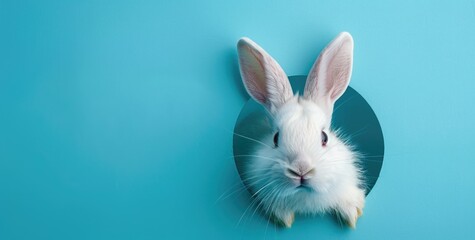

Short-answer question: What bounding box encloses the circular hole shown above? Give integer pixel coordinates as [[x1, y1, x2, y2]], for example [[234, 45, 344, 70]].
[[233, 75, 384, 196]]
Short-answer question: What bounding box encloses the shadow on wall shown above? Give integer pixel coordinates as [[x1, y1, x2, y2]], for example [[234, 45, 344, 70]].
[[225, 47, 249, 101]]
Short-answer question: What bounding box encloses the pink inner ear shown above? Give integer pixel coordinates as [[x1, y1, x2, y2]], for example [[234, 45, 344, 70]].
[[305, 33, 353, 107], [243, 72, 267, 104], [245, 48, 268, 105], [238, 44, 268, 105], [328, 54, 352, 101], [237, 37, 293, 111]]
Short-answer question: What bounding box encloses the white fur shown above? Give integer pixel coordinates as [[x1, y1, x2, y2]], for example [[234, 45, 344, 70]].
[[237, 32, 365, 228]]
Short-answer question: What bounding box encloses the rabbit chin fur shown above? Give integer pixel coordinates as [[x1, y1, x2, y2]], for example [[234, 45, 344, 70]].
[[245, 95, 365, 228]]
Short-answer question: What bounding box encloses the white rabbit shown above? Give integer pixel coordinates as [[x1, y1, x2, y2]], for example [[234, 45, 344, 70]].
[[236, 32, 365, 228]]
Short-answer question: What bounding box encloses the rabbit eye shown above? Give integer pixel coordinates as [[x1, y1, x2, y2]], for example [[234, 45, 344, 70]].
[[273, 132, 279, 147], [321, 131, 328, 146]]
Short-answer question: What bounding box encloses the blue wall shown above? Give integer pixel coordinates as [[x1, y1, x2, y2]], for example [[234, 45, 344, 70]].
[[1, 0, 474, 239]]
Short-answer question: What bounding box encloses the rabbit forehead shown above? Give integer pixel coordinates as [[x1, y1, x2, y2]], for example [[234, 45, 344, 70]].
[[275, 96, 328, 130], [274, 97, 329, 153]]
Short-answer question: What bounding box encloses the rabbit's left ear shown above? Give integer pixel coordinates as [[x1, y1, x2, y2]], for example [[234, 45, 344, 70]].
[[237, 37, 293, 114], [304, 32, 354, 116]]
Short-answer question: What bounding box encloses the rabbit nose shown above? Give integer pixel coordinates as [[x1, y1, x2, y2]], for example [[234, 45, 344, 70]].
[[286, 167, 315, 180]]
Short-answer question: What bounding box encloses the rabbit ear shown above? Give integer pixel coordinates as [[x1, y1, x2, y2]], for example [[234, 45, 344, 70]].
[[237, 37, 293, 113], [304, 32, 354, 115]]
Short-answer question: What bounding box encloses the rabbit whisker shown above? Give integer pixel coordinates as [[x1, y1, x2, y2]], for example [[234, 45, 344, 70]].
[[333, 96, 356, 114], [231, 131, 273, 149], [236, 179, 277, 228]]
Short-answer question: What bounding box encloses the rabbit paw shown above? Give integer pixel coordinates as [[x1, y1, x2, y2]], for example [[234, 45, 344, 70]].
[[336, 188, 365, 228], [270, 210, 295, 228]]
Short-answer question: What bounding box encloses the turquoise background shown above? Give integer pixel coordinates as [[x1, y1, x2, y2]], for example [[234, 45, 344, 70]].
[[1, 0, 474, 239]]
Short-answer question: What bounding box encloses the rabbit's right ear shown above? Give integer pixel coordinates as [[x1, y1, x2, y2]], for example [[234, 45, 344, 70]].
[[304, 32, 354, 116], [237, 38, 293, 114]]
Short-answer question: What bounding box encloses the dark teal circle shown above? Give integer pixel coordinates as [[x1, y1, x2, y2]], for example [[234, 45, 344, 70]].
[[233, 75, 384, 195]]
